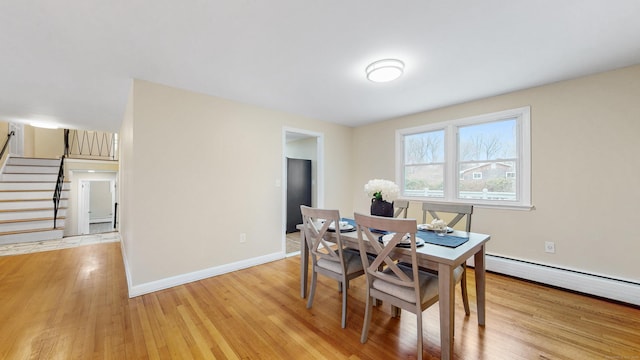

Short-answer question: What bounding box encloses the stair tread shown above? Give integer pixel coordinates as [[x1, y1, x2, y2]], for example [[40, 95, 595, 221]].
[[9, 157, 60, 160], [0, 207, 67, 213], [0, 198, 68, 202], [0, 181, 70, 183], [0, 189, 66, 192], [5, 166, 59, 170], [0, 227, 64, 236], [1, 158, 70, 239], [3, 171, 58, 176], [0, 217, 66, 224]]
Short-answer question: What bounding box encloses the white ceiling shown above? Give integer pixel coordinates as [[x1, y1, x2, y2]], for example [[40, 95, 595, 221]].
[[2, 1, 640, 132]]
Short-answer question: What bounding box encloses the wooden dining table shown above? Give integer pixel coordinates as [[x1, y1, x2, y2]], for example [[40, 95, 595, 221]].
[[298, 220, 491, 360]]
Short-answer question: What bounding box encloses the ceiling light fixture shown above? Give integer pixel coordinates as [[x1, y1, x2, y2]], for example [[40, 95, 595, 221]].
[[365, 59, 405, 83]]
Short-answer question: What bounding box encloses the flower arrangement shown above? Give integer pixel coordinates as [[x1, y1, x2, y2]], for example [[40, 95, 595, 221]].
[[431, 219, 447, 230], [364, 179, 399, 203], [431, 218, 448, 236]]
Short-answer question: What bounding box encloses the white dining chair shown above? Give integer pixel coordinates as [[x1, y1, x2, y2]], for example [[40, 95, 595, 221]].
[[300, 205, 365, 328], [421, 201, 473, 315], [393, 199, 410, 218], [354, 212, 440, 360]]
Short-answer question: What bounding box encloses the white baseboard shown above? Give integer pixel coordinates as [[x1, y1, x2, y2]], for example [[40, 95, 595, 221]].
[[127, 252, 285, 298], [469, 254, 640, 306], [119, 240, 136, 299], [90, 217, 112, 224]]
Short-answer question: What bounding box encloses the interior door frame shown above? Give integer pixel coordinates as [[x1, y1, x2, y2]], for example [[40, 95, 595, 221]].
[[282, 127, 324, 255], [8, 122, 24, 156], [78, 178, 117, 235], [78, 180, 91, 235]]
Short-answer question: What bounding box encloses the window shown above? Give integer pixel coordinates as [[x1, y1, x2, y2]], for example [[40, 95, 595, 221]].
[[396, 106, 531, 208]]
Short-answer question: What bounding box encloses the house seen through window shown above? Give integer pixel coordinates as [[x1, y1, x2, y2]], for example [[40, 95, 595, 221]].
[[396, 106, 531, 208]]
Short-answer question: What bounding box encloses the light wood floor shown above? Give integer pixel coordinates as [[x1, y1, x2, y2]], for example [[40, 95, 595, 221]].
[[1, 242, 638, 359], [286, 231, 301, 254]]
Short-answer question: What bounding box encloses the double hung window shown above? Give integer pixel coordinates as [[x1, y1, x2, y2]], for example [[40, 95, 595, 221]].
[[396, 106, 531, 208]]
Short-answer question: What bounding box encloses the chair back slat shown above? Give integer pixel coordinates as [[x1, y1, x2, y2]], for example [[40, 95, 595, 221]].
[[354, 213, 419, 289], [422, 201, 473, 232], [393, 200, 410, 218], [300, 206, 343, 263]]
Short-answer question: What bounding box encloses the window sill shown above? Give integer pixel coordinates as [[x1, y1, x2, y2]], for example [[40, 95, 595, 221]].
[[398, 197, 535, 211]]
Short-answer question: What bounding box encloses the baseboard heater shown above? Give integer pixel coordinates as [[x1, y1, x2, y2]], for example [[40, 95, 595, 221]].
[[469, 254, 640, 307]]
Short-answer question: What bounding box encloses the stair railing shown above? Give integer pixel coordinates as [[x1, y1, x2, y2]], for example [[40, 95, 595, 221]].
[[0, 130, 15, 161], [64, 129, 69, 157], [65, 129, 118, 160], [53, 155, 65, 229], [113, 202, 118, 229]]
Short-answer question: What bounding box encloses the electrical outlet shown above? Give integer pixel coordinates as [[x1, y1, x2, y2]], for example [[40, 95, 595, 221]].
[[544, 241, 555, 253], [240, 233, 247, 243]]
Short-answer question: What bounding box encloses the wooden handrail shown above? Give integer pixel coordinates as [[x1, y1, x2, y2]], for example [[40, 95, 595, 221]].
[[0, 131, 15, 160]]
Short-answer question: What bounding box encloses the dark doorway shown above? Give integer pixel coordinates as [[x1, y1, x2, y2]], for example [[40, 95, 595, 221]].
[[286, 158, 312, 233]]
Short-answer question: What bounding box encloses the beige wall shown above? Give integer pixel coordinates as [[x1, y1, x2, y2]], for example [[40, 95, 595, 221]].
[[120, 80, 353, 287], [0, 121, 8, 165], [119, 86, 135, 273], [33, 128, 64, 158], [0, 124, 62, 158], [0, 121, 7, 140], [22, 125, 35, 157], [120, 66, 639, 290], [352, 64, 640, 282]]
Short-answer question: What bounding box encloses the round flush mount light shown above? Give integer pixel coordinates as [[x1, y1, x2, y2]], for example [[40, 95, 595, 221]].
[[365, 59, 405, 83]]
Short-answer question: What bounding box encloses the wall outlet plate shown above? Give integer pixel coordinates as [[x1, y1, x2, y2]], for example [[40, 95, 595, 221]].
[[544, 241, 555, 253]]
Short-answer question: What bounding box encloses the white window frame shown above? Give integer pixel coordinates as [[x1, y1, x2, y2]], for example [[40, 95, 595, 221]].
[[395, 106, 532, 210]]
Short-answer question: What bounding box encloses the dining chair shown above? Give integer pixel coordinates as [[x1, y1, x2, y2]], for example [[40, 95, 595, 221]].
[[421, 201, 473, 315], [393, 199, 410, 218], [300, 205, 365, 328], [354, 213, 439, 360]]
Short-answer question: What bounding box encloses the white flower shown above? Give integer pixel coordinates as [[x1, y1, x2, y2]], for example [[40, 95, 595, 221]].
[[431, 219, 447, 230], [364, 179, 399, 202]]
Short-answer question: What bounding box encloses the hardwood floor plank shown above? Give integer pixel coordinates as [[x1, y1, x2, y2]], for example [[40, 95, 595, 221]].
[[1, 242, 639, 359]]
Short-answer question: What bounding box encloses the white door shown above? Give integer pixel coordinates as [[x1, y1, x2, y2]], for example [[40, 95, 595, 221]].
[[78, 180, 91, 235], [8, 122, 24, 156]]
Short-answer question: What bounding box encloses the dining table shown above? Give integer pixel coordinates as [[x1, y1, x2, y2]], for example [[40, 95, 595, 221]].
[[298, 219, 491, 360]]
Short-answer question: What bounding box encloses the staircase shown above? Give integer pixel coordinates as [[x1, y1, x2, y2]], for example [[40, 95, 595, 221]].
[[0, 157, 68, 244]]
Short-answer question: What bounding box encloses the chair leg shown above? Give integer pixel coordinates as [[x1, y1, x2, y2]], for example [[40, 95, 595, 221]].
[[416, 306, 423, 360], [307, 269, 317, 309], [341, 279, 348, 328], [361, 294, 373, 343], [374, 264, 384, 307], [461, 265, 470, 316]]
